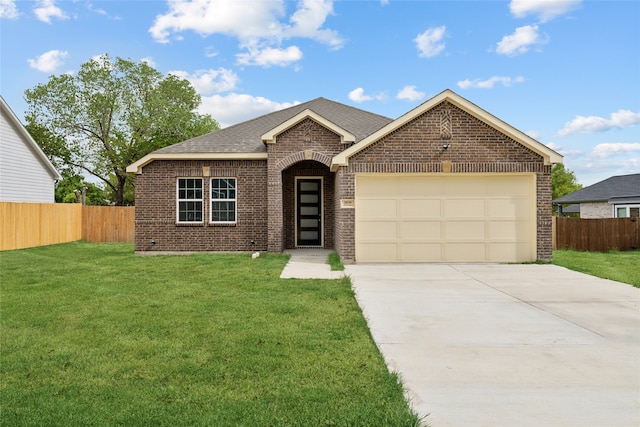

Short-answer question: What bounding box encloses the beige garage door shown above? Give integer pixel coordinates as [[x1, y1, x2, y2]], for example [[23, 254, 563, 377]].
[[355, 174, 536, 263]]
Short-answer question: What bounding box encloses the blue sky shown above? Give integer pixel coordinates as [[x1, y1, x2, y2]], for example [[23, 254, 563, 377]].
[[1, 0, 638, 186]]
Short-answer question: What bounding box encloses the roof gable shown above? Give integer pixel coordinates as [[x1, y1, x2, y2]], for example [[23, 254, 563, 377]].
[[331, 89, 563, 171], [553, 173, 640, 204], [261, 109, 355, 144], [0, 96, 61, 181], [127, 97, 391, 174]]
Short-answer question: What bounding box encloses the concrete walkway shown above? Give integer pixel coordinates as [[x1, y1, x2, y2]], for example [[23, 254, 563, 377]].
[[347, 263, 640, 427], [279, 249, 345, 279]]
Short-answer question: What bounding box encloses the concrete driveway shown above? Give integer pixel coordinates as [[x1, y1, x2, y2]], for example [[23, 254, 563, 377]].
[[346, 263, 640, 427]]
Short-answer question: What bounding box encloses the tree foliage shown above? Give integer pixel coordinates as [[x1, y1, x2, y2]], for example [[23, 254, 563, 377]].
[[552, 163, 582, 215], [25, 55, 218, 205], [552, 164, 582, 200]]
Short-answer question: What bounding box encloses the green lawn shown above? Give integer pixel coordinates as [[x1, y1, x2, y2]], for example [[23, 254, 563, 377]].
[[0, 242, 420, 427], [553, 249, 640, 288]]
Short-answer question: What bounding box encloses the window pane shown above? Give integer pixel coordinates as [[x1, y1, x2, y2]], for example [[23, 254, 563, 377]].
[[212, 201, 236, 222], [300, 181, 319, 191], [212, 178, 236, 200], [617, 207, 627, 218], [630, 208, 639, 218], [179, 201, 202, 222]]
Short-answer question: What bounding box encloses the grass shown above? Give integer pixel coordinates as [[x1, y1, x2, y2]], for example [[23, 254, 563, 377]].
[[553, 249, 640, 288], [0, 242, 420, 426], [328, 252, 345, 271]]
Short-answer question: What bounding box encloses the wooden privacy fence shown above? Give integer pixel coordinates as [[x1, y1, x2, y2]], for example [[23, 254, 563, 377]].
[[554, 217, 640, 252], [0, 202, 134, 251]]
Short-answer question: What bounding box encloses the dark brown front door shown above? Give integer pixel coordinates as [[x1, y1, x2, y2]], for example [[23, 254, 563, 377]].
[[296, 179, 322, 246]]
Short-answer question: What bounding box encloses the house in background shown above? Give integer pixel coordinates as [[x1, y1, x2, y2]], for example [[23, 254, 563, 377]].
[[127, 89, 562, 263], [554, 173, 640, 218], [0, 96, 61, 202]]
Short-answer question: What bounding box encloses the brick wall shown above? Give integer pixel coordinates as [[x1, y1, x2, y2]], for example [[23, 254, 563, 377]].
[[335, 101, 553, 262], [267, 118, 347, 251], [134, 159, 268, 252]]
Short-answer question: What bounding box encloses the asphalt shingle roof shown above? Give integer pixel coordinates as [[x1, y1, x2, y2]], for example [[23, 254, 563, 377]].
[[154, 97, 393, 154], [553, 173, 640, 204]]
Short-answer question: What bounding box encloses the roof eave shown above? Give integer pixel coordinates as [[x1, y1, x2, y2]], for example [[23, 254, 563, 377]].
[[126, 152, 268, 174]]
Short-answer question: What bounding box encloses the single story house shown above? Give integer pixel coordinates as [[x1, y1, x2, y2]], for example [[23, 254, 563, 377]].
[[0, 96, 61, 203], [554, 173, 640, 218], [127, 89, 562, 263]]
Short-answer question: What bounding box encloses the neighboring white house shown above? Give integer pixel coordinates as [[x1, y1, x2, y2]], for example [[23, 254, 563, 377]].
[[0, 96, 61, 203], [553, 173, 640, 218]]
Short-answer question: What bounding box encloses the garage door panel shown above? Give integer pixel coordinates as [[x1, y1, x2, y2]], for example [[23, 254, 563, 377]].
[[488, 243, 531, 262], [446, 178, 487, 196], [487, 198, 531, 218], [401, 177, 443, 196], [400, 199, 441, 217], [357, 176, 397, 197], [444, 199, 486, 217], [445, 221, 486, 239], [355, 174, 535, 263], [357, 199, 397, 218], [488, 176, 530, 195], [400, 243, 443, 262], [400, 221, 441, 239], [445, 243, 487, 262], [488, 220, 530, 240], [358, 221, 398, 239], [356, 243, 398, 262]]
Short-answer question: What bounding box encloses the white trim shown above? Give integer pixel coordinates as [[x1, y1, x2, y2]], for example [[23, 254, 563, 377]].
[[613, 204, 640, 218], [210, 177, 237, 224], [176, 177, 204, 224], [0, 96, 61, 181], [261, 109, 355, 144], [331, 89, 563, 171], [295, 176, 324, 248], [127, 152, 267, 174]]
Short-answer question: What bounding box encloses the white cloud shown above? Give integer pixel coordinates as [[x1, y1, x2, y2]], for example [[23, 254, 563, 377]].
[[415, 25, 446, 58], [169, 68, 239, 94], [496, 25, 546, 56], [0, 0, 19, 19], [396, 85, 425, 101], [27, 50, 69, 72], [457, 75, 525, 89], [348, 88, 385, 103], [509, 0, 581, 22], [286, 0, 343, 49], [558, 109, 640, 136], [33, 0, 67, 23], [236, 45, 303, 67], [348, 88, 372, 103], [592, 143, 640, 158], [199, 93, 298, 128], [149, 0, 342, 67], [149, 0, 284, 43]]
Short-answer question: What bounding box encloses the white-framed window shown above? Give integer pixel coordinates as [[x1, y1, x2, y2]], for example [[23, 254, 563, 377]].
[[615, 205, 640, 218], [177, 178, 203, 223], [211, 178, 237, 223]]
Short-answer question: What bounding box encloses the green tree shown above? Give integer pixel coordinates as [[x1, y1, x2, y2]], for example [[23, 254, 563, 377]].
[[552, 163, 582, 215], [54, 171, 107, 205], [25, 54, 218, 205]]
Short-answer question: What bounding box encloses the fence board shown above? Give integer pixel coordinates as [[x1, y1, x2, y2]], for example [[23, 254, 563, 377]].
[[554, 217, 640, 252], [82, 206, 135, 243], [1, 202, 133, 250]]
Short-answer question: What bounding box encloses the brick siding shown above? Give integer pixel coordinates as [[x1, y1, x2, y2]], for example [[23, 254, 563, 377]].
[[335, 101, 553, 262], [134, 159, 268, 252], [134, 101, 553, 262]]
